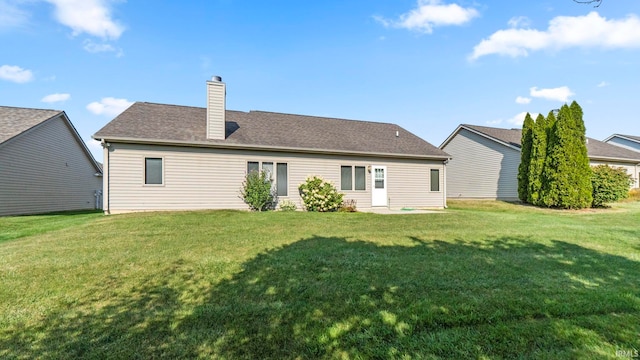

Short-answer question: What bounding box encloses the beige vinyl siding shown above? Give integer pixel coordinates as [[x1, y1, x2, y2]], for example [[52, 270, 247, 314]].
[[206, 81, 225, 140], [606, 137, 640, 153], [442, 128, 520, 200], [590, 160, 640, 188], [0, 116, 102, 216], [104, 143, 446, 212]]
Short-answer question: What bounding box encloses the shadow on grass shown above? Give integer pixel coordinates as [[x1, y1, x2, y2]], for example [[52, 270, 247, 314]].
[[2, 237, 639, 359]]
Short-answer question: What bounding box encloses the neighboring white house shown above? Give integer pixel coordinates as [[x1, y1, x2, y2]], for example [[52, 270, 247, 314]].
[[604, 134, 640, 153], [0, 106, 103, 216], [92, 77, 450, 214], [440, 124, 640, 200]]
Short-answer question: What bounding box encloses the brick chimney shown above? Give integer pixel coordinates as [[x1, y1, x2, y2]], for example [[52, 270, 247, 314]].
[[206, 76, 226, 139]]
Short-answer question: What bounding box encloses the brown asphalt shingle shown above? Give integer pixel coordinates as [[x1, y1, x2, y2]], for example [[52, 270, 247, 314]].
[[463, 124, 640, 162], [0, 106, 62, 144], [94, 102, 450, 158]]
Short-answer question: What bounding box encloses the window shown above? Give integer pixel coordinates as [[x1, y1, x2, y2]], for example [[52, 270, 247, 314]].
[[430, 169, 440, 192], [375, 168, 385, 189], [145, 158, 163, 185], [277, 163, 288, 196], [262, 162, 274, 180], [247, 161, 259, 174], [341, 165, 366, 191], [247, 161, 288, 196], [341, 166, 352, 190], [355, 166, 366, 190]]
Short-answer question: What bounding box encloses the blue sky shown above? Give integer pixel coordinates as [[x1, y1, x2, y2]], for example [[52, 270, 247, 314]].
[[2, 0, 640, 161]]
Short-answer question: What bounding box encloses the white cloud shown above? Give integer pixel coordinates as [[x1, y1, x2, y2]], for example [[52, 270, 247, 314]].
[[486, 119, 503, 125], [508, 16, 531, 29], [85, 137, 103, 156], [83, 39, 123, 56], [45, 0, 124, 40], [516, 96, 531, 104], [507, 112, 540, 126], [597, 81, 609, 87], [375, 0, 479, 34], [87, 97, 133, 116], [470, 12, 640, 60], [487, 112, 540, 127], [41, 93, 71, 103], [0, 64, 33, 83], [530, 86, 574, 102], [0, 0, 30, 30]]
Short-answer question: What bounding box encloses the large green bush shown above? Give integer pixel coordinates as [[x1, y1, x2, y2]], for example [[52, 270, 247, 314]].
[[240, 170, 275, 211], [591, 165, 632, 207], [298, 176, 344, 212]]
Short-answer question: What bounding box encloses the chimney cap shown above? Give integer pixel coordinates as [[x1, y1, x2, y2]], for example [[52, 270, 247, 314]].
[[211, 75, 222, 82]]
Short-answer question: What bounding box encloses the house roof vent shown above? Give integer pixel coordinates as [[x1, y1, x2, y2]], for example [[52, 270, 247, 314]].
[[211, 75, 222, 82]]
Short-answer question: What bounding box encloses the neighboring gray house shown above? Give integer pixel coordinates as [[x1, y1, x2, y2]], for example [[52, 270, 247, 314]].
[[440, 124, 640, 200], [0, 106, 103, 216], [604, 134, 640, 153], [93, 77, 450, 213]]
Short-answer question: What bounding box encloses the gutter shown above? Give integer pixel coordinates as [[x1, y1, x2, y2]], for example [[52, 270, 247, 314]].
[[91, 135, 452, 161]]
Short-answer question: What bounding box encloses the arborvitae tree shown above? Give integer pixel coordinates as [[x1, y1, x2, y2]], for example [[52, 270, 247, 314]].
[[570, 101, 585, 134], [518, 113, 534, 202], [527, 113, 547, 205], [540, 110, 560, 207], [568, 101, 593, 207], [541, 104, 592, 208]]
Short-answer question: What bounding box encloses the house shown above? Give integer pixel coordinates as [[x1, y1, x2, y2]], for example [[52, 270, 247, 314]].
[[92, 77, 450, 213], [440, 124, 640, 200], [604, 134, 640, 153], [0, 106, 103, 216]]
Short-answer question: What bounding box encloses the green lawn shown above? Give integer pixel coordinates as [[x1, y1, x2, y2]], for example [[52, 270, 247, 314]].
[[1, 202, 638, 359]]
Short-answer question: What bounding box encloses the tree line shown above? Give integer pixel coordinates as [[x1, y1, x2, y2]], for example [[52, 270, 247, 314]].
[[517, 101, 631, 209]]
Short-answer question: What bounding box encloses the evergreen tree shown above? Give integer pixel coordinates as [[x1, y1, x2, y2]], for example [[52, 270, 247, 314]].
[[518, 113, 534, 202], [541, 104, 592, 208], [540, 110, 559, 207], [527, 113, 547, 205], [568, 101, 593, 207], [570, 101, 585, 134]]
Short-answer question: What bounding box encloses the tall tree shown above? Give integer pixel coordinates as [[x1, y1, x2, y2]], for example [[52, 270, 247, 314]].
[[568, 101, 593, 207], [540, 110, 559, 207], [518, 113, 534, 202], [541, 104, 592, 208], [527, 113, 547, 205]]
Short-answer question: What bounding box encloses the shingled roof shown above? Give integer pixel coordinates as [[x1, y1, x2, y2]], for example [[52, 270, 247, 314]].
[[0, 106, 62, 144], [93, 102, 450, 159], [445, 124, 640, 163]]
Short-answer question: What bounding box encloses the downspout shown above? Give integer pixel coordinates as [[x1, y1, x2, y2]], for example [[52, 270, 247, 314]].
[[443, 159, 449, 209], [101, 139, 111, 214]]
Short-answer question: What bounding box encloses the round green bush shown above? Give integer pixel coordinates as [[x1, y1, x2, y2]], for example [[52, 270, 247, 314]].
[[298, 176, 344, 212], [591, 165, 632, 207]]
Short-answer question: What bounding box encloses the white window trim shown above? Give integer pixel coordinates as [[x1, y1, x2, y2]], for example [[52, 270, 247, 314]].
[[429, 168, 441, 192], [341, 165, 367, 192], [246, 160, 289, 197], [143, 156, 165, 187]]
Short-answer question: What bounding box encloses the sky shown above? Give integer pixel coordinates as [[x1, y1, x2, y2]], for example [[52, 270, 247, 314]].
[[2, 0, 640, 162]]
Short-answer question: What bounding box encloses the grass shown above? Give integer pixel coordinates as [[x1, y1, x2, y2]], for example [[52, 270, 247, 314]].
[[0, 210, 102, 244], [0, 201, 639, 359]]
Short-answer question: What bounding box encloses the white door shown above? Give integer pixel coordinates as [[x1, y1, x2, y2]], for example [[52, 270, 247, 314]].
[[371, 166, 387, 206]]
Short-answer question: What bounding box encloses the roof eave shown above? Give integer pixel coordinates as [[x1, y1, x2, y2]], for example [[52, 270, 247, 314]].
[[440, 125, 521, 151], [604, 134, 640, 145], [588, 156, 640, 164], [93, 135, 451, 161]]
